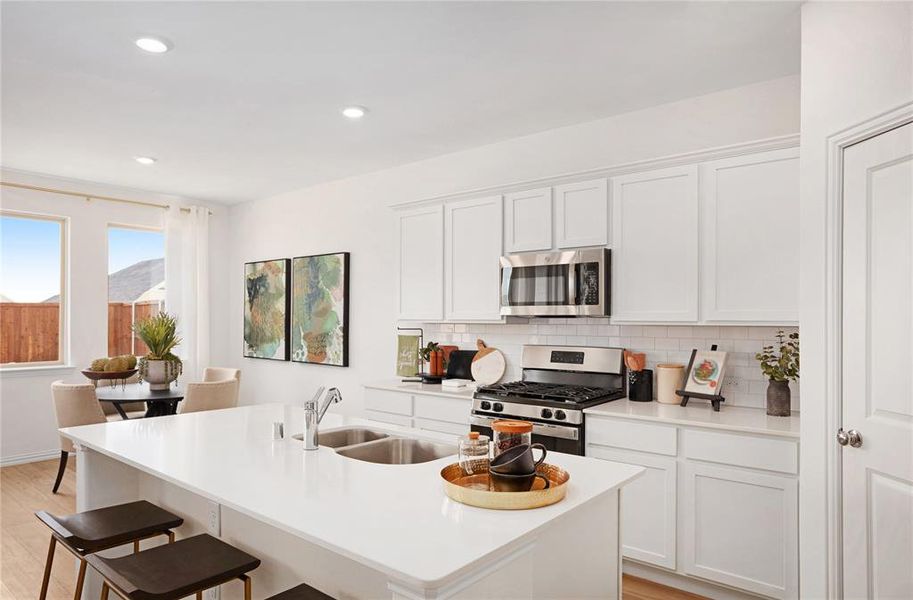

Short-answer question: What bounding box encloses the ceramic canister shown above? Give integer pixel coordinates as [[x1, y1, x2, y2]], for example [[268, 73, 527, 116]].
[[655, 363, 685, 404]]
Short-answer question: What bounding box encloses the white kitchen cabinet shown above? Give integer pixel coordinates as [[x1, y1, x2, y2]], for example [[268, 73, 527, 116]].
[[700, 148, 800, 322], [364, 387, 413, 416], [611, 166, 699, 322], [682, 462, 798, 599], [587, 445, 677, 570], [444, 195, 503, 320], [555, 179, 609, 248], [504, 187, 552, 252], [397, 205, 444, 320]]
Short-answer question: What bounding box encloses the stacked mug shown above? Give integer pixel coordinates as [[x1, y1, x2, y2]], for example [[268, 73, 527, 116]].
[[489, 442, 550, 492]]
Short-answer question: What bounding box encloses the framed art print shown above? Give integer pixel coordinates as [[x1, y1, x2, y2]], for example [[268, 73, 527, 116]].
[[291, 252, 349, 367], [243, 258, 290, 360], [683, 349, 728, 395]]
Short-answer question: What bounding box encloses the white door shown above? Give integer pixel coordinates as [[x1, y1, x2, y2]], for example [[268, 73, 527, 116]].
[[842, 121, 913, 599], [397, 205, 443, 320], [611, 165, 699, 322], [700, 147, 800, 323], [554, 178, 608, 248], [444, 195, 503, 320]]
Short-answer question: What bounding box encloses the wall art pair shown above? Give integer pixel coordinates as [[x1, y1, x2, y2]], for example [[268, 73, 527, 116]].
[[243, 253, 349, 367]]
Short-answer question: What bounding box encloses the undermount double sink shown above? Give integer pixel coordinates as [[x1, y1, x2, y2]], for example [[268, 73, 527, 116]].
[[293, 427, 455, 465]]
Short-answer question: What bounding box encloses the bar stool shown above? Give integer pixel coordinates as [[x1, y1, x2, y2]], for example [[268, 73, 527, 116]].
[[267, 583, 335, 599], [87, 533, 260, 600], [35, 500, 183, 600]]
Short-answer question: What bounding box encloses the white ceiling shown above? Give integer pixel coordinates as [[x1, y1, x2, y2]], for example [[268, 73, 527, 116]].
[[1, 2, 800, 204]]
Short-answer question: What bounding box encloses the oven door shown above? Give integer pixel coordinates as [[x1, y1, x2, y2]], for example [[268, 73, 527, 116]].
[[499, 248, 608, 317], [469, 414, 584, 456]]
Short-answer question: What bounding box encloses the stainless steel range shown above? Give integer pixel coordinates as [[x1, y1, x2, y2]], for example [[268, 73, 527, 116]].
[[470, 345, 625, 455]]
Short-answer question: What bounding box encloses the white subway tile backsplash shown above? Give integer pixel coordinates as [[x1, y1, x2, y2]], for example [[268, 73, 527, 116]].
[[421, 320, 799, 410]]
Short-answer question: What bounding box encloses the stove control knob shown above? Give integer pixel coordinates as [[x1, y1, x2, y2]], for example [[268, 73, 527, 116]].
[[480, 401, 491, 411], [493, 403, 504, 412], [541, 408, 553, 419], [555, 410, 567, 421]]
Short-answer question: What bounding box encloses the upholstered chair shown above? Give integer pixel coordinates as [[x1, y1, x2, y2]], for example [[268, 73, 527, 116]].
[[202, 367, 241, 383], [179, 379, 239, 414], [50, 381, 106, 493]]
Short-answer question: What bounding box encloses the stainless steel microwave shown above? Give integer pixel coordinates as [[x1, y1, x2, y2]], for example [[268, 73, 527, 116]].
[[499, 248, 610, 317]]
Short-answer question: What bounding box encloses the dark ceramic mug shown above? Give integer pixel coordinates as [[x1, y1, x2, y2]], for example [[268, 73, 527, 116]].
[[490, 470, 551, 492], [491, 443, 547, 475]]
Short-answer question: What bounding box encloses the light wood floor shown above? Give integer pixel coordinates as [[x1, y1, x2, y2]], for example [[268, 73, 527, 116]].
[[0, 459, 705, 600]]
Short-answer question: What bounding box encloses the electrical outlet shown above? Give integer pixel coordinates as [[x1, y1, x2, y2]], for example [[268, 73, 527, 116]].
[[724, 376, 743, 391], [207, 501, 221, 535], [206, 586, 220, 600]]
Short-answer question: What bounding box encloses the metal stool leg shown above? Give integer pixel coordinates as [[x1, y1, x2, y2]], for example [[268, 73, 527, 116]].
[[73, 559, 88, 600], [100, 581, 110, 600], [240, 574, 252, 600], [38, 536, 57, 600]]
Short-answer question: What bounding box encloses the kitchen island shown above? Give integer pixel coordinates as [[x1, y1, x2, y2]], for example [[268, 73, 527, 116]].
[[61, 404, 643, 599]]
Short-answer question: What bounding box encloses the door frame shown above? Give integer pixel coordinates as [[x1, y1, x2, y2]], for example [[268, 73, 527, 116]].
[[820, 101, 913, 597]]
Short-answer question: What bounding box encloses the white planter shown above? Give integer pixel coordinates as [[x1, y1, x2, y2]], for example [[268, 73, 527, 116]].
[[144, 359, 180, 390]]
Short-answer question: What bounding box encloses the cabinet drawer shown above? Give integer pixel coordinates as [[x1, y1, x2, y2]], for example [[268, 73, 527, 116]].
[[363, 388, 413, 416], [363, 410, 412, 427], [586, 417, 677, 456], [413, 417, 468, 436], [414, 395, 471, 424], [682, 429, 798, 475]]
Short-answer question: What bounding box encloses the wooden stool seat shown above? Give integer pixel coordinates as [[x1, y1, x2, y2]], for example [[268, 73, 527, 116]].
[[35, 501, 182, 600], [267, 583, 335, 600], [87, 534, 260, 600]]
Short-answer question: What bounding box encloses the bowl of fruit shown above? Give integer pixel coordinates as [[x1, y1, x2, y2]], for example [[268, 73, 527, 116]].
[[82, 355, 138, 387]]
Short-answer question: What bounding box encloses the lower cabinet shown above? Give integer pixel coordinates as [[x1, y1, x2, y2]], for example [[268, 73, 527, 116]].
[[587, 445, 677, 570], [586, 415, 799, 599], [681, 462, 798, 599], [361, 387, 471, 435]]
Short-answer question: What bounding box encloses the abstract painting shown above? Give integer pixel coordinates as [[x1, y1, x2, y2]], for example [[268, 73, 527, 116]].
[[243, 259, 290, 360], [291, 252, 349, 366]]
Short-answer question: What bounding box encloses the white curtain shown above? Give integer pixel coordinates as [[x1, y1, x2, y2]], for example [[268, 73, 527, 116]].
[[165, 205, 210, 382]]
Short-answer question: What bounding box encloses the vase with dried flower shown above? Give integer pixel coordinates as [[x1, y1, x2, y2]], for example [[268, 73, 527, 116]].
[[755, 330, 799, 416]]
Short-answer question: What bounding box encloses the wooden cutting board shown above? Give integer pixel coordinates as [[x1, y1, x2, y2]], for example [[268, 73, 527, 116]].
[[471, 339, 506, 385]]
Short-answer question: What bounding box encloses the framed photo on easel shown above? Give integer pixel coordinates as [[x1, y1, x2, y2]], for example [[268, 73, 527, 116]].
[[677, 345, 728, 411]]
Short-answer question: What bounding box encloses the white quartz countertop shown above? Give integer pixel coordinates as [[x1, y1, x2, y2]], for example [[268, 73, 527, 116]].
[[364, 379, 477, 400], [585, 399, 800, 438], [61, 404, 642, 589]]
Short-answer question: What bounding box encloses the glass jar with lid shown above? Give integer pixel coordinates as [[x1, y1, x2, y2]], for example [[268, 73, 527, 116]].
[[491, 420, 533, 457], [458, 432, 491, 475]]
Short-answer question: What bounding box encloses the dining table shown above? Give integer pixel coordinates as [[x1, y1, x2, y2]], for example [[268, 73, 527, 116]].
[[95, 383, 185, 420]]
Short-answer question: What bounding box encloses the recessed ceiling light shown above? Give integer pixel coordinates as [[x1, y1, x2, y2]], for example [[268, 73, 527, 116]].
[[134, 156, 157, 165], [135, 37, 170, 54], [341, 106, 367, 119]]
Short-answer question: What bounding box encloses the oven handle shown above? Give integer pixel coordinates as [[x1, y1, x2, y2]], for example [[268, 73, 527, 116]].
[[470, 415, 580, 441]]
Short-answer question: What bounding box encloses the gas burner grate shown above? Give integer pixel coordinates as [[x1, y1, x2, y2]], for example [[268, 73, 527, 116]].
[[477, 381, 623, 403]]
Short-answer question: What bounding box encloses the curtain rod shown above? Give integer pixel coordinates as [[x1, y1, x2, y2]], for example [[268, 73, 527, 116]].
[[0, 181, 213, 215]]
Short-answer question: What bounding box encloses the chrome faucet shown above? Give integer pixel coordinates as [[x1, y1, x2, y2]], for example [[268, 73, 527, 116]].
[[303, 387, 343, 450]]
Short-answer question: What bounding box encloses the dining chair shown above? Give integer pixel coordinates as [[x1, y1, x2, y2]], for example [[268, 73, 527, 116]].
[[203, 367, 241, 383], [179, 379, 239, 414], [50, 381, 106, 493], [96, 374, 146, 421]]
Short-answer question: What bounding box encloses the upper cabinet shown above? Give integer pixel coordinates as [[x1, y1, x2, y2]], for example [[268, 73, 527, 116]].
[[445, 196, 503, 320], [700, 148, 800, 322], [612, 166, 700, 322], [504, 187, 552, 252], [397, 205, 444, 321], [555, 178, 609, 248]]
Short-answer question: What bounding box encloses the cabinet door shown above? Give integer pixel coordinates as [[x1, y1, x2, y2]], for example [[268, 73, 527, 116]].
[[555, 179, 608, 248], [444, 196, 503, 320], [701, 148, 799, 322], [682, 462, 798, 599], [611, 166, 699, 322], [397, 205, 443, 320], [587, 445, 677, 570], [504, 187, 552, 252]]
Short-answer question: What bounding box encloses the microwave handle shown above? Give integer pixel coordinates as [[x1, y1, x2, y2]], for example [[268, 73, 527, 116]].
[[567, 258, 577, 306]]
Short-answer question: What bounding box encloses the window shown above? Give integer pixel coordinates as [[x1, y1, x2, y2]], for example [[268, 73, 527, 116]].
[[0, 212, 66, 366], [107, 226, 165, 357]]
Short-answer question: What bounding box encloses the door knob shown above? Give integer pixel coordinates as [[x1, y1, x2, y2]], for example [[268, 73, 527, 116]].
[[837, 428, 863, 448]]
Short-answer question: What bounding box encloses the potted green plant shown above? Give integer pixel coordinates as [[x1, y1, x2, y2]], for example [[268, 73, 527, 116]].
[[755, 330, 799, 416], [133, 312, 183, 390]]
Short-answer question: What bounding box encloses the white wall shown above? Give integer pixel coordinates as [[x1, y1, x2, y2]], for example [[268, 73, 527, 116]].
[[0, 170, 230, 464], [221, 75, 800, 416], [798, 3, 913, 597]]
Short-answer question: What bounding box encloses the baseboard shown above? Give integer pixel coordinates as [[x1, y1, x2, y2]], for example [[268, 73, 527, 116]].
[[624, 560, 766, 600], [0, 449, 61, 467]]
